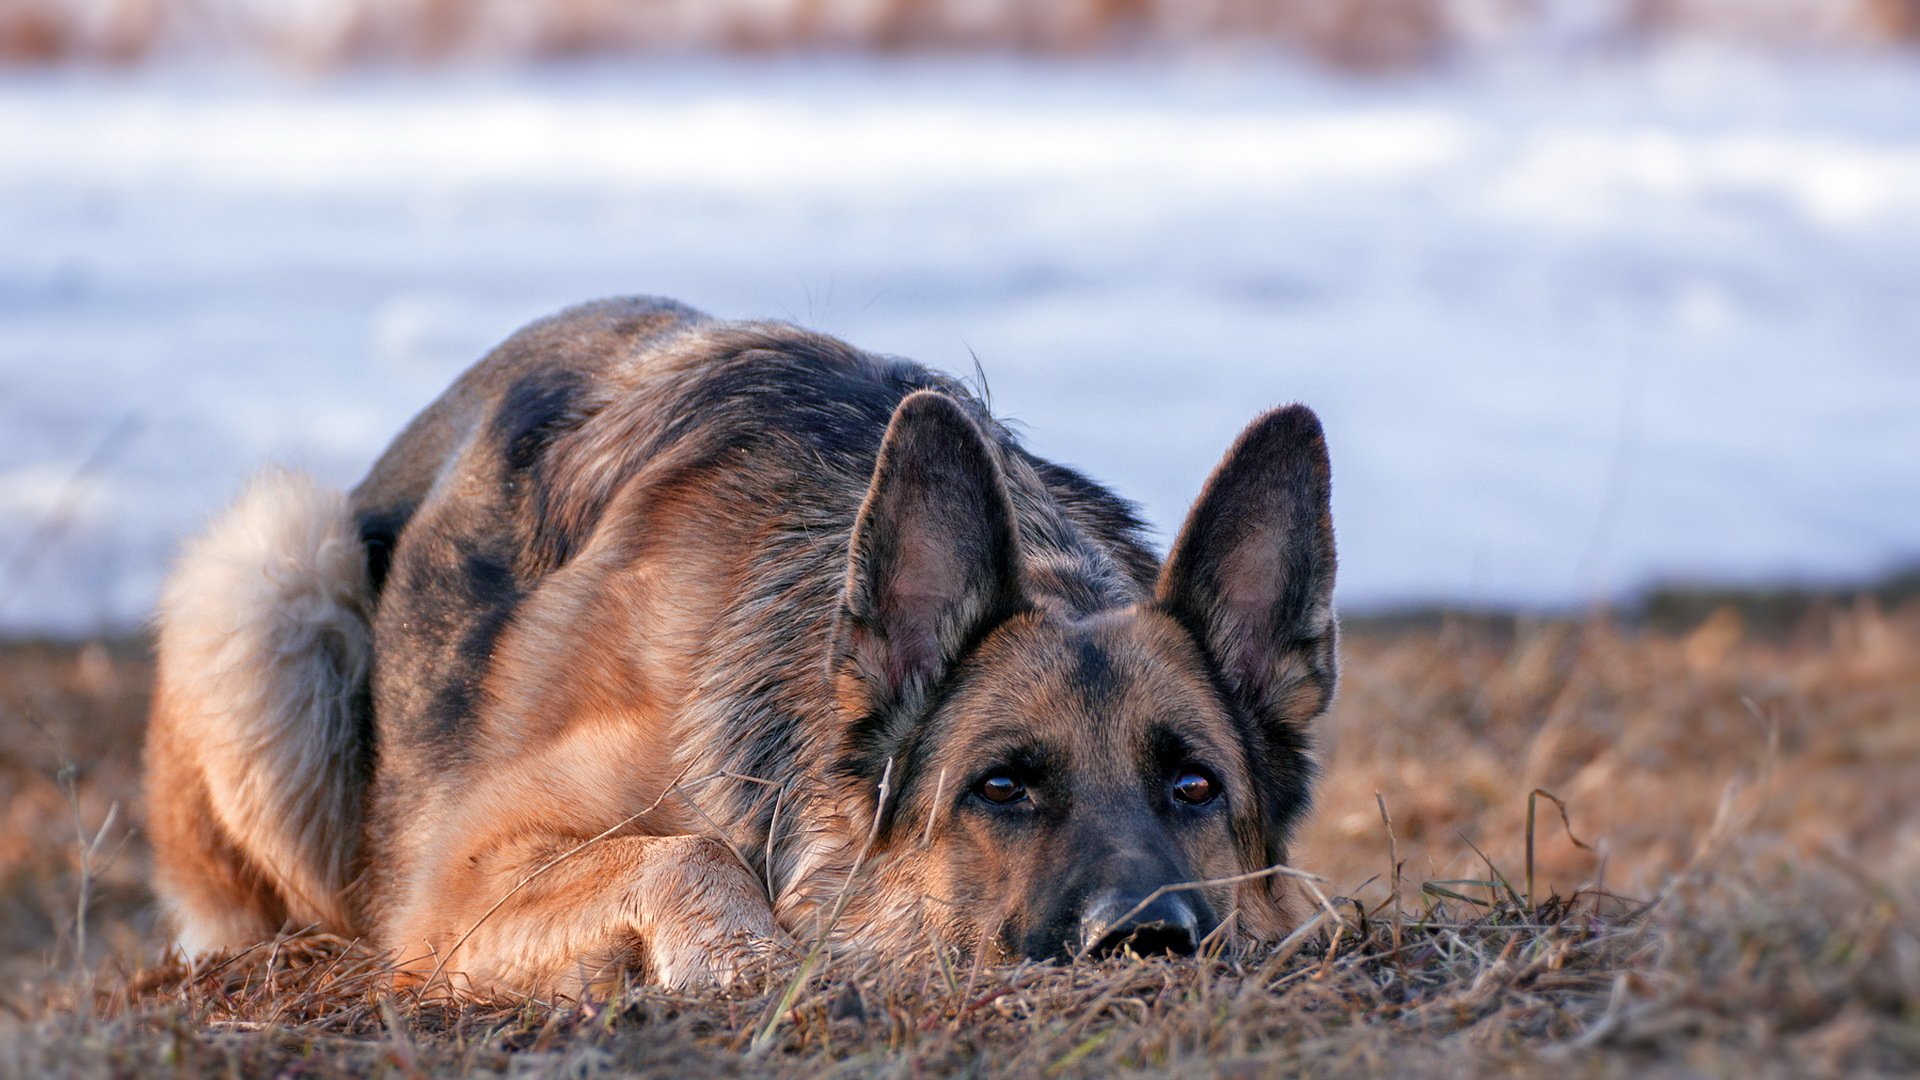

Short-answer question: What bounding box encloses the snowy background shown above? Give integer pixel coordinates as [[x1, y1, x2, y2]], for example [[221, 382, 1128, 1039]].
[[3, 51, 1919, 634]]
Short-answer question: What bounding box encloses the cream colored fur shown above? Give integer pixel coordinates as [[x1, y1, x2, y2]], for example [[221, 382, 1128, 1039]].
[[153, 469, 372, 948]]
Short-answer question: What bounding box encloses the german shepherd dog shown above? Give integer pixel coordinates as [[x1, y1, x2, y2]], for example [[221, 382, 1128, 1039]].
[[144, 296, 1337, 998]]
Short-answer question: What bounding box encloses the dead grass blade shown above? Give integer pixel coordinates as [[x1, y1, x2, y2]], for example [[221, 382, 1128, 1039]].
[[1525, 788, 1593, 911]]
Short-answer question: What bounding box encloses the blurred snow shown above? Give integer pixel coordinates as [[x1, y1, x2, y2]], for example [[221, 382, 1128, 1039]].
[[2, 54, 1918, 633]]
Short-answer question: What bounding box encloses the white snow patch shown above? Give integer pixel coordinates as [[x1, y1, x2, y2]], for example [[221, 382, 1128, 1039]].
[[2, 56, 1918, 633]]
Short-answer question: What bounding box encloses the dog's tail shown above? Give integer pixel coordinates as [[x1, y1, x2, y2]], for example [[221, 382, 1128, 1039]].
[[146, 469, 374, 953]]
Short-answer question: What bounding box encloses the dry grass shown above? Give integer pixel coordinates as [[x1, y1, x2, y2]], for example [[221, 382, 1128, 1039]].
[[2, 0, 1916, 69], [0, 598, 1916, 1076]]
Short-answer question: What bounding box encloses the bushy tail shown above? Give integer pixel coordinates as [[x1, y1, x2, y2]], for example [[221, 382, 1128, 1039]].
[[148, 469, 374, 951]]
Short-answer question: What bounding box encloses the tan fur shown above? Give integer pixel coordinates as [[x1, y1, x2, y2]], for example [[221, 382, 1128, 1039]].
[[389, 833, 780, 998], [146, 470, 373, 951], [144, 299, 1336, 995]]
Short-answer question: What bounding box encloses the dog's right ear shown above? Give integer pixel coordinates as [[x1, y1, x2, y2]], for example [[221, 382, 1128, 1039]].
[[1157, 405, 1337, 725], [831, 391, 1025, 782]]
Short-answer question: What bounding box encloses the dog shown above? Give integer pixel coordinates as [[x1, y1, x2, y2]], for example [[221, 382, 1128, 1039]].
[[144, 296, 1338, 998]]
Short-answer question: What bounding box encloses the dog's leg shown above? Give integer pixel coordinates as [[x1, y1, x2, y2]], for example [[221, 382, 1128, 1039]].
[[391, 833, 781, 999]]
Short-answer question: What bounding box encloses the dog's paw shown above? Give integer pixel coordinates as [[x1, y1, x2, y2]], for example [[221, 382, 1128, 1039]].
[[633, 835, 787, 990], [649, 921, 788, 991]]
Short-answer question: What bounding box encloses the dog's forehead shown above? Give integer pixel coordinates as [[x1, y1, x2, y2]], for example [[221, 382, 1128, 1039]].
[[956, 607, 1231, 746], [1059, 609, 1216, 711]]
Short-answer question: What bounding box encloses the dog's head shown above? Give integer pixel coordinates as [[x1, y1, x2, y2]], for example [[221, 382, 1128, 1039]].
[[827, 391, 1336, 961]]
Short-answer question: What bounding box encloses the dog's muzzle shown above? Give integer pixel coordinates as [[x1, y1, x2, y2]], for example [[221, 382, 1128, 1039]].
[[1078, 889, 1204, 958]]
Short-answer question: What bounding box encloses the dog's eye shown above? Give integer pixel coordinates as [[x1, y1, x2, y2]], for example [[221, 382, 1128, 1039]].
[[975, 772, 1027, 805], [1171, 769, 1218, 806]]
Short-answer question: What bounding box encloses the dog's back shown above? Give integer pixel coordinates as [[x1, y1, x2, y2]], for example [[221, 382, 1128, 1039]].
[[146, 296, 711, 948]]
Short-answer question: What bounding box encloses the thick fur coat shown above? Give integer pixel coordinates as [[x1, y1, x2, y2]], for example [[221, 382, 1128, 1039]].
[[145, 296, 1338, 997]]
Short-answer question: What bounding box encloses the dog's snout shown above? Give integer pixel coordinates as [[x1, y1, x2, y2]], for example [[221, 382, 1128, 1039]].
[[1079, 891, 1202, 958]]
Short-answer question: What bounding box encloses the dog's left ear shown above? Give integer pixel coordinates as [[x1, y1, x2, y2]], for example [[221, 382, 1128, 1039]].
[[1157, 405, 1337, 850], [831, 390, 1025, 782]]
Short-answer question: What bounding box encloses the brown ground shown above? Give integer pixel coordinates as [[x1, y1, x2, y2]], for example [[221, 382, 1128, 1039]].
[[0, 599, 1915, 1077]]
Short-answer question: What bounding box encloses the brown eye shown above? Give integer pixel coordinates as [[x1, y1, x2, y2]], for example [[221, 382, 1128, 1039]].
[[1171, 769, 1217, 806], [977, 773, 1026, 805]]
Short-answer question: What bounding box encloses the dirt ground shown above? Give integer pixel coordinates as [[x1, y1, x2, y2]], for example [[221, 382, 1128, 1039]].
[[0, 599, 1915, 1076]]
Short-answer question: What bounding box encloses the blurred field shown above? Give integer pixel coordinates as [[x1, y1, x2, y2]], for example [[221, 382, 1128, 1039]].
[[12, 58, 1920, 633], [4, 0, 1920, 69], [0, 595, 1914, 1075]]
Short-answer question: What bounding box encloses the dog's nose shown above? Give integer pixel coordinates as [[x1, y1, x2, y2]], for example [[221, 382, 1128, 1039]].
[[1079, 890, 1200, 958]]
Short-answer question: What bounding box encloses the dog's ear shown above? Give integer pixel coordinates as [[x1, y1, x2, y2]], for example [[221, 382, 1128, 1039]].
[[831, 391, 1025, 781], [1157, 405, 1336, 854]]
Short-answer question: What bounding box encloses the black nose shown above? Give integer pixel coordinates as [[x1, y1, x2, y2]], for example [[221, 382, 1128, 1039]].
[[1079, 890, 1201, 958]]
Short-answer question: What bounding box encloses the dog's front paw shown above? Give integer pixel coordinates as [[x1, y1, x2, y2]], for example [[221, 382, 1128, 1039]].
[[649, 920, 787, 990], [633, 835, 787, 990]]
